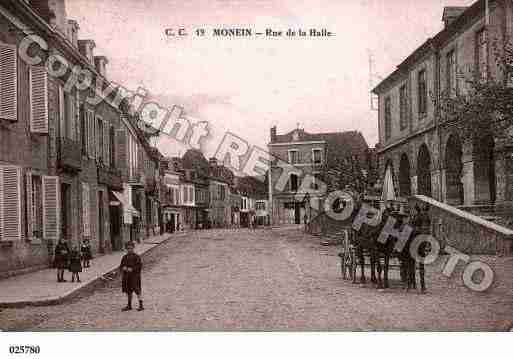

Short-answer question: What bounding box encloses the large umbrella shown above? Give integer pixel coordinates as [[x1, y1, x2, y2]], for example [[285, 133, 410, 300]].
[[381, 166, 396, 202]]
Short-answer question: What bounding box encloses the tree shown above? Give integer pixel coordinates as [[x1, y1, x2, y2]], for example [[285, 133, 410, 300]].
[[438, 40, 513, 139]]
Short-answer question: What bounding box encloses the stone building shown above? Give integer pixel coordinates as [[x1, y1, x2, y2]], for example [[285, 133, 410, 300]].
[[208, 158, 234, 227], [372, 0, 513, 217], [268, 126, 369, 225], [0, 0, 161, 278]]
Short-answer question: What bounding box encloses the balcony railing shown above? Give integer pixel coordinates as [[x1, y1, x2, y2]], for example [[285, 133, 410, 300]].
[[58, 138, 81, 172], [98, 166, 123, 191]]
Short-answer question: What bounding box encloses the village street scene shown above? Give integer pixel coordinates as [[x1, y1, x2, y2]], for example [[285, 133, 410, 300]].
[[1, 0, 513, 331]]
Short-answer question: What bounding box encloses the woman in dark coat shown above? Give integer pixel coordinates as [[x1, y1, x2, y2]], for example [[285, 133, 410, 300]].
[[120, 242, 144, 311], [54, 239, 70, 282]]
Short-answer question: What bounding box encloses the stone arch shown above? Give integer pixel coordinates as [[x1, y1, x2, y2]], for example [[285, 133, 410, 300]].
[[473, 133, 496, 204], [399, 153, 412, 197], [445, 133, 464, 205], [417, 143, 432, 197]]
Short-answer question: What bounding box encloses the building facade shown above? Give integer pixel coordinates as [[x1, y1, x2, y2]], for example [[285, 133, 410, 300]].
[[372, 0, 513, 215], [0, 0, 161, 278], [268, 126, 369, 225]]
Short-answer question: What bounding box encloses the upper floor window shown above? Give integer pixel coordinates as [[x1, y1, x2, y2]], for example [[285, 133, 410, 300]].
[[312, 149, 322, 164], [476, 29, 487, 81], [417, 69, 427, 116], [256, 201, 265, 211], [59, 86, 76, 140], [288, 150, 300, 164], [446, 50, 456, 96], [384, 97, 392, 140], [399, 85, 408, 131]]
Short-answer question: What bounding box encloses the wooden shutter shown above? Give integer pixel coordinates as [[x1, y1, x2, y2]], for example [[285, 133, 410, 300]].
[[103, 121, 110, 167], [26, 172, 34, 240], [0, 166, 22, 241], [82, 182, 90, 236], [42, 176, 60, 240], [30, 66, 48, 133], [116, 128, 128, 172], [0, 43, 17, 121]]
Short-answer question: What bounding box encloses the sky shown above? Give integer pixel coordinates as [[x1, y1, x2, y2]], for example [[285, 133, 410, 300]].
[[66, 0, 475, 158]]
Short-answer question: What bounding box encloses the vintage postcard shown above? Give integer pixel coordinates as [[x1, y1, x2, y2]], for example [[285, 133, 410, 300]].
[[0, 0, 512, 348]]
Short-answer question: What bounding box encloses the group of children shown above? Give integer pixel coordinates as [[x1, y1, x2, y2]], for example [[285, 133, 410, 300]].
[[54, 239, 93, 283]]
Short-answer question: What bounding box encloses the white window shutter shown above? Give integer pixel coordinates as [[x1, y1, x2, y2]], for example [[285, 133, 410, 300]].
[[82, 182, 90, 236], [30, 66, 48, 131], [30, 66, 48, 133], [26, 172, 34, 240], [42, 176, 60, 240], [0, 43, 18, 121], [0, 166, 22, 241]]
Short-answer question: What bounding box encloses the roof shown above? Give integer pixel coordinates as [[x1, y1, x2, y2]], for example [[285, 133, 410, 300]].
[[372, 0, 486, 94], [442, 6, 469, 21]]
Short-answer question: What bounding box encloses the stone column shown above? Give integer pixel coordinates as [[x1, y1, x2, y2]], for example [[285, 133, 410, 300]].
[[461, 139, 475, 206]]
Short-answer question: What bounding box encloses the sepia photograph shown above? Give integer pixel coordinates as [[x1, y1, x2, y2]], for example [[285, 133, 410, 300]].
[[0, 0, 512, 354]]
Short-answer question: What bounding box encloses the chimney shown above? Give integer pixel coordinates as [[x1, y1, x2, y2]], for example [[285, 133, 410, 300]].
[[270, 126, 277, 142], [442, 6, 468, 28], [94, 56, 108, 77], [77, 39, 96, 65], [47, 0, 68, 35], [67, 20, 79, 48]]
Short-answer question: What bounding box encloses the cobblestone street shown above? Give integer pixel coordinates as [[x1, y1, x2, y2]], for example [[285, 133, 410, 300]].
[[1, 227, 512, 331]]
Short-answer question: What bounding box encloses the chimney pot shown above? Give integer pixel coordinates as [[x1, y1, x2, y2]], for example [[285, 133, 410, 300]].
[[94, 56, 108, 77], [270, 126, 277, 142]]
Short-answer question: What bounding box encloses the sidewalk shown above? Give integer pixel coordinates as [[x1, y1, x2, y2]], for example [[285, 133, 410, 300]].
[[0, 233, 180, 308]]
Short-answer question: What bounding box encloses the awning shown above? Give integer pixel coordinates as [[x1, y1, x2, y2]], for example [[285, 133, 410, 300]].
[[112, 191, 140, 217]]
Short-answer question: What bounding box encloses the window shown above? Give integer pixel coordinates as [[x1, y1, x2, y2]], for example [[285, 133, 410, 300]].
[[290, 173, 299, 192], [59, 87, 76, 140], [256, 201, 265, 211], [418, 70, 427, 116], [384, 97, 392, 140], [476, 29, 487, 81], [97, 118, 103, 162], [312, 149, 322, 164], [446, 50, 456, 96], [288, 150, 299, 164], [219, 184, 226, 200], [81, 106, 87, 155], [399, 85, 408, 130], [109, 126, 115, 167]]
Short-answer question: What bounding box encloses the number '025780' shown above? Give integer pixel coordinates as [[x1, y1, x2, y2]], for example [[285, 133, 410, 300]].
[[9, 346, 40, 355]]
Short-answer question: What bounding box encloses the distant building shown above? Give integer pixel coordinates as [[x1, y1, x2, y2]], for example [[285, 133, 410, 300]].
[[267, 126, 369, 225]]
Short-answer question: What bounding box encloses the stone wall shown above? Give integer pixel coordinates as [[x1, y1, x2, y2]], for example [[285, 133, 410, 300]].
[[411, 195, 513, 255]]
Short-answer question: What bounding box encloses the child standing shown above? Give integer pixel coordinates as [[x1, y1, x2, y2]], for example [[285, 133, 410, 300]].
[[69, 245, 83, 283], [54, 238, 70, 282], [81, 239, 92, 268]]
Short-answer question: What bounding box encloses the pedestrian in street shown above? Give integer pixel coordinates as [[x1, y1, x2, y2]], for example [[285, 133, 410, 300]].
[[69, 245, 83, 283], [81, 239, 92, 268], [54, 238, 70, 283], [120, 241, 144, 311]]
